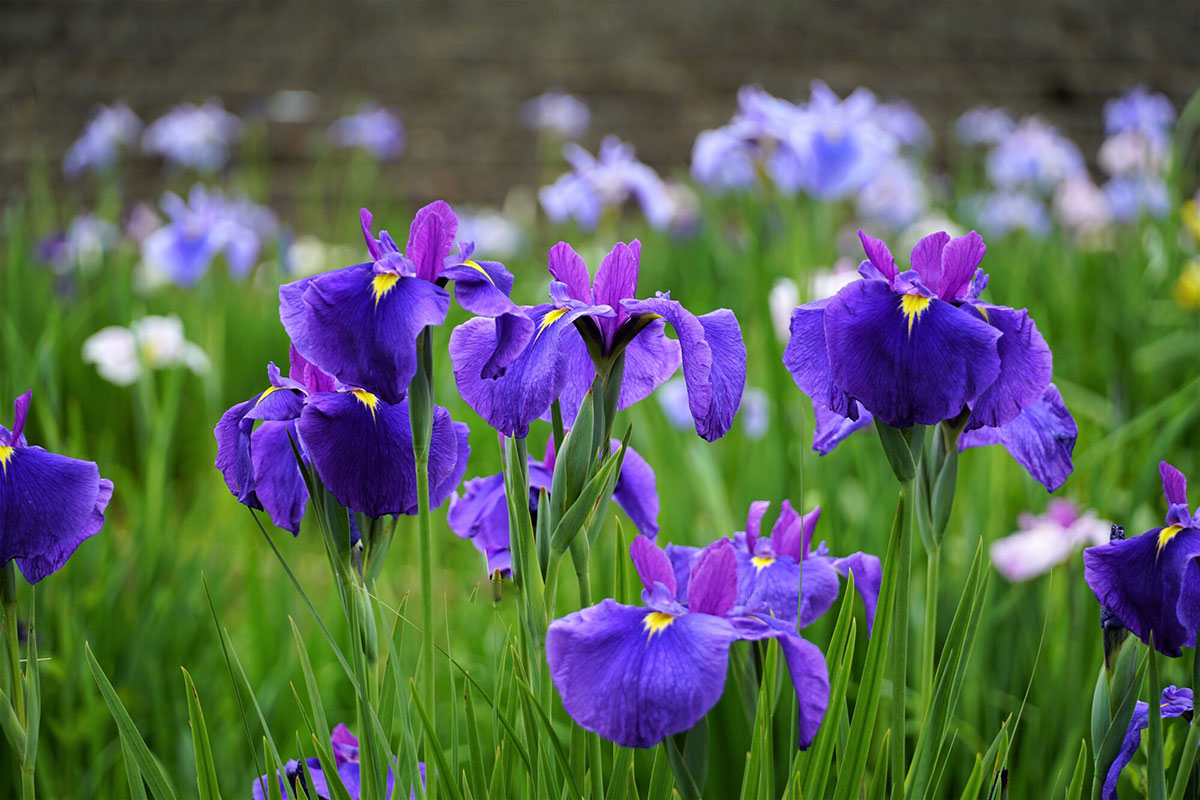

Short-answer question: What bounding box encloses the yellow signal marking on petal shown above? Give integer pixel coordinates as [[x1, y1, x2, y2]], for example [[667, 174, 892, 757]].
[[643, 611, 676, 637], [900, 293, 932, 336], [371, 273, 400, 306], [0, 446, 12, 476], [1157, 525, 1184, 556], [351, 389, 380, 421], [255, 386, 280, 406], [463, 260, 496, 286], [536, 308, 568, 339], [751, 556, 776, 571]]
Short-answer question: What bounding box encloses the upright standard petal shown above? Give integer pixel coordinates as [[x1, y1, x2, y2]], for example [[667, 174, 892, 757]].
[[631, 535, 676, 597], [857, 230, 897, 283], [592, 241, 641, 344], [547, 241, 594, 304], [960, 384, 1076, 492], [280, 265, 450, 404], [1084, 527, 1200, 656], [939, 232, 987, 301], [406, 201, 458, 282], [622, 296, 746, 441], [1, 446, 112, 583], [964, 304, 1052, 431], [824, 279, 1001, 427], [686, 539, 738, 616], [546, 599, 739, 748]]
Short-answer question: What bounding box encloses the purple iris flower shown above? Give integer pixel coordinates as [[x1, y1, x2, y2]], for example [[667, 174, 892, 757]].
[[668, 501, 881, 633], [63, 102, 142, 178], [539, 136, 674, 230], [448, 436, 659, 575], [450, 240, 746, 441], [329, 103, 405, 161], [141, 186, 278, 286], [785, 229, 1056, 435], [1102, 686, 1194, 800], [215, 347, 469, 526], [251, 723, 425, 799], [1084, 462, 1200, 657], [811, 383, 1076, 493], [546, 535, 830, 748], [0, 391, 113, 583], [141, 99, 241, 172], [281, 203, 528, 405], [871, 100, 932, 151], [690, 86, 803, 193]]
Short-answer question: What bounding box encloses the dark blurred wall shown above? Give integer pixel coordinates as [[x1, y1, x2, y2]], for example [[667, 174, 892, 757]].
[[3, 0, 1199, 207]]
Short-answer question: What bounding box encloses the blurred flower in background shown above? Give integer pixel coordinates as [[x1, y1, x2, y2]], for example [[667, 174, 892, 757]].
[[954, 106, 1015, 147], [455, 207, 526, 259], [141, 99, 241, 172], [986, 117, 1086, 194], [328, 102, 405, 161], [36, 214, 120, 274], [856, 159, 929, 231], [283, 235, 361, 278], [539, 136, 673, 229], [1104, 85, 1176, 149], [1104, 176, 1169, 223], [83, 315, 210, 386], [62, 102, 142, 177], [139, 185, 277, 288], [989, 499, 1109, 582], [768, 277, 799, 342], [871, 99, 932, 151], [521, 90, 590, 140], [1175, 258, 1200, 310], [966, 190, 1052, 239], [1053, 176, 1113, 243]]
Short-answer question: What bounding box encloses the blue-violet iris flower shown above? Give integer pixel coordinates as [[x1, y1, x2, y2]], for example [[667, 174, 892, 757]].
[[281, 203, 529, 404], [450, 239, 746, 441], [785, 229, 1062, 454], [1084, 462, 1200, 657], [215, 347, 469, 527], [1102, 685, 1193, 800], [0, 391, 113, 583], [251, 723, 425, 799], [448, 436, 659, 575], [546, 535, 829, 748]]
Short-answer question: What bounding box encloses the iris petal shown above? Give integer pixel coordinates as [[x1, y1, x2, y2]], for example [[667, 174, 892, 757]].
[[546, 599, 739, 748]]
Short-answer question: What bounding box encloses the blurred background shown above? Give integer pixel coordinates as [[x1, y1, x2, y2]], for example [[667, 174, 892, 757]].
[[5, 0, 1200, 208]]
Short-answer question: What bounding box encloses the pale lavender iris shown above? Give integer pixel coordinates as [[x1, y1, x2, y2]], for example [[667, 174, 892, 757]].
[[63, 102, 142, 177], [521, 90, 591, 140], [1084, 462, 1200, 657], [965, 191, 1053, 239], [450, 240, 746, 441], [546, 535, 829, 749], [329, 103, 405, 161], [989, 499, 1109, 582], [857, 159, 929, 231], [141, 185, 278, 286], [1103, 176, 1169, 223], [1104, 86, 1175, 147], [280, 203, 527, 404], [141, 99, 241, 172], [0, 391, 113, 583], [954, 106, 1015, 147], [448, 437, 658, 575], [539, 136, 673, 230], [986, 117, 1085, 194]]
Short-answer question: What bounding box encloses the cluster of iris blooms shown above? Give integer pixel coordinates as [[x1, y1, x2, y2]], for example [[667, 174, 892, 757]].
[[2, 198, 1197, 797]]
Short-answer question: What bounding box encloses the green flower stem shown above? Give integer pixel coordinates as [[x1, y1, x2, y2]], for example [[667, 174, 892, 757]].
[[410, 327, 437, 796], [922, 546, 940, 704], [1148, 641, 1166, 800], [1168, 646, 1200, 800], [1, 561, 22, 722], [890, 479, 914, 800]]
